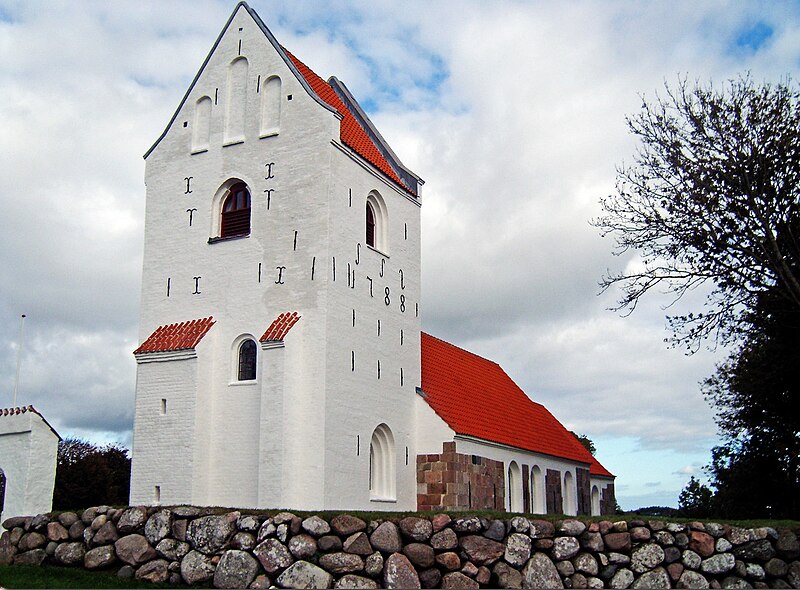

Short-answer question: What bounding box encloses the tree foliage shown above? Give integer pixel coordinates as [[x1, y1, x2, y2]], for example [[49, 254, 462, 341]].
[[571, 431, 597, 456], [595, 75, 800, 350], [678, 476, 714, 518], [701, 291, 800, 519], [53, 437, 131, 510]]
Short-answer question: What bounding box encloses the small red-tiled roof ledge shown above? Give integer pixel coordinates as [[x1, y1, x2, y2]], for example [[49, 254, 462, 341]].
[[0, 405, 62, 440], [260, 312, 301, 349], [134, 317, 215, 363]]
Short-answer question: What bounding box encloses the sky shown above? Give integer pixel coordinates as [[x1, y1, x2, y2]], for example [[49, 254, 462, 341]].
[[1, 0, 798, 512]]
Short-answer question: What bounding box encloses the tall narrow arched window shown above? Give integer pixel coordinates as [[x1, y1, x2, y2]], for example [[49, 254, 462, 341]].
[[221, 183, 251, 238], [192, 96, 212, 153], [563, 471, 576, 516], [225, 57, 248, 144], [366, 202, 376, 247], [591, 485, 601, 516], [369, 423, 395, 501], [508, 461, 522, 512], [237, 339, 257, 381], [365, 192, 388, 253], [531, 465, 545, 514], [260, 75, 281, 137]]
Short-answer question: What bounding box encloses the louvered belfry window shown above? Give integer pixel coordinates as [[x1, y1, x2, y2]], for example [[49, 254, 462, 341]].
[[366, 202, 376, 247], [221, 183, 251, 238], [238, 339, 257, 381]]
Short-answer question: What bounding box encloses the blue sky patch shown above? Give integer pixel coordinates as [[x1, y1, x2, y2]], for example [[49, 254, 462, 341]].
[[733, 21, 773, 53]]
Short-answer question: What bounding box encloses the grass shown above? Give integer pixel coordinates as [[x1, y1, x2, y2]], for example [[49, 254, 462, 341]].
[[0, 564, 176, 589]]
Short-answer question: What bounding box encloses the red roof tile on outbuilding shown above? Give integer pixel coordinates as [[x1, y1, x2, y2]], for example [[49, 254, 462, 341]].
[[420, 333, 614, 478], [134, 317, 215, 354]]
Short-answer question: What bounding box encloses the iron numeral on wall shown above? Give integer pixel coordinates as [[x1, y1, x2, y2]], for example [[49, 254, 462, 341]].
[[265, 162, 275, 179], [275, 266, 286, 284], [192, 276, 201, 294], [184, 177, 193, 194], [187, 208, 197, 226]]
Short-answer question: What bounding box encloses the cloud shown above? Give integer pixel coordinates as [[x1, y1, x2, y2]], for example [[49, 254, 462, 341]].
[[1, 0, 799, 506]]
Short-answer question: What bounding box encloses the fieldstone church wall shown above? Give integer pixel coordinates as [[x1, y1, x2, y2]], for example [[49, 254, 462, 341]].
[[3, 507, 799, 589]]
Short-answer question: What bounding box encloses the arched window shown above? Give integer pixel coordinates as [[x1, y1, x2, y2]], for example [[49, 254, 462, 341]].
[[225, 57, 248, 144], [563, 471, 576, 516], [365, 192, 388, 253], [369, 423, 395, 501], [237, 339, 257, 381], [591, 485, 601, 516], [531, 465, 545, 514], [260, 76, 281, 137], [221, 183, 251, 238], [508, 461, 522, 512], [192, 96, 212, 153], [366, 202, 376, 247]]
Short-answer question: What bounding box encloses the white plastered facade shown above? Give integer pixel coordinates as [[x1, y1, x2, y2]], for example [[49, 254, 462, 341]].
[[0, 408, 60, 531], [130, 3, 421, 511], [415, 395, 611, 516]]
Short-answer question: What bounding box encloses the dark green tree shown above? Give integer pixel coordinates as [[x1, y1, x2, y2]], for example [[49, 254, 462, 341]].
[[571, 431, 597, 456], [701, 291, 800, 518], [53, 437, 131, 510], [678, 476, 714, 518]]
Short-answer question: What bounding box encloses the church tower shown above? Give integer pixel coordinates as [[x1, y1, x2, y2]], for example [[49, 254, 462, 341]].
[[130, 2, 423, 511]]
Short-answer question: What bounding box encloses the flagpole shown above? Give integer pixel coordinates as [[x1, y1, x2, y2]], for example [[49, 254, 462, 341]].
[[12, 314, 26, 407]]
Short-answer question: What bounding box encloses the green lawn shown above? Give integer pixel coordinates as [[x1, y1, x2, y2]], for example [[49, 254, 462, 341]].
[[0, 564, 175, 589]]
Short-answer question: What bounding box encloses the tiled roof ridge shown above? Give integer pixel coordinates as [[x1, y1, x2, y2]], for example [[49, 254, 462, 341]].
[[0, 404, 62, 440], [280, 47, 416, 196], [134, 316, 216, 354], [0, 404, 38, 417], [420, 331, 503, 371], [261, 311, 301, 342]]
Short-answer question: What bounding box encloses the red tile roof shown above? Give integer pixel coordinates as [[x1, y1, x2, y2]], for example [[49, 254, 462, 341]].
[[260, 311, 301, 343], [0, 405, 38, 418], [282, 48, 416, 196], [134, 317, 216, 354], [420, 333, 614, 478]]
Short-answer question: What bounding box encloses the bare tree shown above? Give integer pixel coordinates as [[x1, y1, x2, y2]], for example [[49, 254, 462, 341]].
[[595, 75, 800, 350]]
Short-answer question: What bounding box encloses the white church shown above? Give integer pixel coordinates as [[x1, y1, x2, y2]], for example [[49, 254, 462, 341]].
[[130, 1, 615, 516]]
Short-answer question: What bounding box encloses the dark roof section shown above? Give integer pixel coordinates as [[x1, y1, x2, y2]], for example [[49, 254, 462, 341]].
[[329, 77, 423, 195]]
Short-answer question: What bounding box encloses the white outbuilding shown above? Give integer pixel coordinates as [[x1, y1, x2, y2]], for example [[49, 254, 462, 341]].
[[130, 1, 615, 515], [0, 406, 60, 531]]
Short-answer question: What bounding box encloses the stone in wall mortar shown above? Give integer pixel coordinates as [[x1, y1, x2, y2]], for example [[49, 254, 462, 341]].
[[2, 508, 799, 589]]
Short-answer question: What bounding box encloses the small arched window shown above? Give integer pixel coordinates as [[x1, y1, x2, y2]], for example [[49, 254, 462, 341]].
[[221, 183, 251, 238], [369, 423, 395, 500], [237, 339, 257, 381], [366, 203, 376, 247]]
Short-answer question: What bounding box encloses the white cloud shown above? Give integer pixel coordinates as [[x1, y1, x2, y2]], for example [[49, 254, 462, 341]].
[[1, 0, 797, 508]]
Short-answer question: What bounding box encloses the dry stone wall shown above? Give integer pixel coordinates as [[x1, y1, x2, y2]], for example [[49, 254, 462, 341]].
[[2, 506, 800, 589]]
